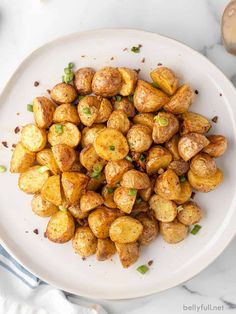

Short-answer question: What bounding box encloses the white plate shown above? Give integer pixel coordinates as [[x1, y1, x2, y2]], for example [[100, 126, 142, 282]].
[[0, 29, 236, 300]]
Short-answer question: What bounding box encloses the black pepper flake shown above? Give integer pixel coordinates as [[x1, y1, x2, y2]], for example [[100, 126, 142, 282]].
[[110, 57, 114, 60], [148, 260, 153, 266], [195, 90, 199, 95], [211, 116, 218, 123], [47, 89, 51, 94], [82, 257, 86, 261], [33, 229, 39, 235], [12, 144, 16, 148], [14, 126, 20, 134], [2, 141, 8, 148], [191, 192, 196, 199], [141, 57, 145, 63], [81, 55, 86, 58], [134, 68, 141, 74], [123, 48, 128, 51], [34, 81, 39, 87], [16, 112, 20, 116], [25, 231, 29, 233], [44, 232, 47, 238], [157, 63, 162, 66], [219, 93, 222, 97]]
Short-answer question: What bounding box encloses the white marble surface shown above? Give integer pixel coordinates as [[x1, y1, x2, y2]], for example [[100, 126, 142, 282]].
[[0, 0, 236, 313]]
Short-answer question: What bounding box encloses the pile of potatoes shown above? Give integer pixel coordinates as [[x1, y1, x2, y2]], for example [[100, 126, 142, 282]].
[[10, 65, 227, 268]]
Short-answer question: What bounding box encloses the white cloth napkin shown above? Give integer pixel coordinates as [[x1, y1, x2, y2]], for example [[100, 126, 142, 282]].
[[0, 246, 107, 314]]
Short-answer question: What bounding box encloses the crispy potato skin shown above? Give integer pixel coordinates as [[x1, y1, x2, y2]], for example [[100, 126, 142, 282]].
[[36, 148, 61, 175], [177, 201, 203, 226], [168, 160, 189, 176], [48, 122, 81, 148], [146, 146, 172, 175], [150, 67, 179, 95], [174, 180, 192, 205], [72, 226, 97, 257], [180, 112, 211, 135], [61, 172, 89, 204], [68, 203, 88, 219], [188, 168, 224, 192], [21, 124, 47, 152], [178, 133, 210, 161], [53, 103, 80, 125], [102, 186, 117, 208], [77, 96, 100, 127], [107, 109, 130, 134], [32, 194, 58, 217], [10, 142, 35, 173], [154, 169, 181, 200], [118, 67, 138, 96], [149, 194, 177, 222], [114, 187, 136, 214], [164, 84, 194, 114], [52, 144, 76, 172], [50, 83, 77, 104], [41, 175, 62, 206], [74, 67, 95, 95], [80, 191, 104, 212], [165, 134, 180, 160], [109, 216, 143, 244], [114, 98, 135, 117], [105, 159, 133, 187], [96, 238, 116, 261], [33, 97, 55, 128], [131, 201, 149, 216], [80, 144, 106, 171], [95, 98, 113, 123], [160, 219, 188, 244], [18, 165, 50, 194], [152, 112, 179, 144], [115, 242, 140, 268], [92, 67, 123, 97], [136, 213, 158, 245], [203, 135, 228, 158], [190, 153, 217, 177], [121, 169, 151, 190], [87, 172, 106, 191], [138, 177, 155, 202], [81, 124, 105, 148], [46, 211, 75, 243], [127, 124, 152, 153], [133, 113, 155, 130], [134, 80, 169, 113]]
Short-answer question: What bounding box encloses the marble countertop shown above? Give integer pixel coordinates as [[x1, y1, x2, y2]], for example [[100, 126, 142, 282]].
[[0, 0, 236, 313]]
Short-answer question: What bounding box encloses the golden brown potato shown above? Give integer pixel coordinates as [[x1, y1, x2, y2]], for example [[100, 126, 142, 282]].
[[107, 110, 130, 134], [41, 175, 62, 206], [105, 159, 133, 187], [127, 124, 152, 153], [138, 177, 155, 202], [114, 97, 135, 117], [121, 169, 151, 190], [152, 112, 179, 144], [80, 191, 104, 212], [80, 144, 106, 171], [131, 201, 149, 216], [18, 165, 50, 194], [81, 124, 105, 148], [165, 134, 180, 160], [21, 124, 47, 152], [68, 203, 88, 219], [177, 201, 203, 226], [77, 96, 100, 127], [87, 172, 106, 191], [92, 67, 123, 97], [180, 112, 211, 135], [188, 168, 224, 192], [154, 169, 181, 200], [203, 135, 227, 158], [53, 103, 80, 125], [36, 148, 61, 175], [115, 242, 139, 268], [72, 226, 97, 257], [168, 160, 189, 176], [150, 67, 179, 95], [173, 180, 192, 205], [10, 142, 35, 173], [46, 211, 75, 243], [48, 122, 81, 148], [67, 152, 83, 172], [52, 144, 76, 172], [33, 97, 55, 128], [61, 172, 89, 204], [74, 67, 95, 95], [146, 146, 172, 175], [136, 213, 158, 245], [118, 67, 138, 96], [31, 194, 58, 217], [102, 186, 117, 209], [133, 113, 155, 130], [190, 153, 217, 177], [88, 206, 121, 238], [149, 194, 177, 222], [50, 83, 77, 104], [114, 186, 136, 214], [109, 216, 143, 244], [160, 219, 188, 243], [96, 238, 116, 261], [164, 84, 194, 114], [95, 98, 113, 123], [94, 128, 129, 161], [178, 133, 210, 161], [134, 80, 169, 113]]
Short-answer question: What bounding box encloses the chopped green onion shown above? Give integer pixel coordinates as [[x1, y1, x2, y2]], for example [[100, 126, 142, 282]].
[[38, 166, 49, 174], [68, 62, 75, 69], [62, 62, 75, 83], [136, 197, 142, 204], [191, 224, 202, 235], [177, 205, 184, 212], [109, 145, 115, 151], [115, 95, 122, 102], [151, 82, 159, 89], [91, 164, 102, 178], [64, 67, 71, 75], [128, 188, 137, 196], [107, 187, 114, 194], [62, 76, 65, 83], [27, 104, 33, 112], [78, 95, 84, 101], [55, 124, 63, 134], [116, 182, 121, 188], [0, 165, 7, 173], [125, 155, 133, 162], [139, 154, 145, 162], [131, 45, 141, 53], [83, 107, 91, 115], [128, 95, 133, 102], [154, 115, 169, 127], [137, 265, 149, 274], [59, 206, 67, 212], [180, 176, 186, 183]]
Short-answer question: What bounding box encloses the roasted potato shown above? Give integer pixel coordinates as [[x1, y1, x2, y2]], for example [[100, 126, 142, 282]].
[[88, 206, 121, 238], [21, 124, 47, 152], [138, 177, 155, 202], [52, 144, 76, 172], [168, 160, 189, 176], [102, 186, 117, 209], [10, 142, 35, 173], [50, 83, 77, 104], [61, 172, 89, 204], [36, 148, 61, 175], [136, 213, 158, 245], [146, 146, 172, 175], [188, 168, 224, 192], [68, 203, 88, 219], [80, 191, 104, 212], [133, 80, 169, 113], [53, 103, 80, 125], [46, 210, 75, 243], [174, 180, 192, 205], [164, 84, 194, 114], [152, 112, 179, 144], [114, 97, 135, 117], [165, 134, 180, 160], [74, 67, 95, 95], [31, 194, 58, 217], [150, 67, 178, 95], [96, 238, 116, 261], [94, 128, 129, 161], [87, 172, 106, 191], [178, 133, 210, 161], [81, 124, 105, 148], [107, 110, 130, 134], [149, 194, 177, 222], [67, 152, 83, 172], [18, 165, 50, 194], [127, 124, 152, 153], [133, 113, 155, 130], [92, 67, 123, 97], [177, 201, 203, 226], [80, 144, 106, 171], [77, 96, 100, 127], [115, 242, 139, 268], [203, 135, 228, 158], [105, 159, 133, 187], [121, 169, 151, 190], [33, 96, 55, 128], [95, 98, 113, 123], [114, 186, 136, 214], [41, 175, 62, 206], [180, 112, 211, 135], [160, 219, 188, 244], [190, 153, 217, 177], [48, 122, 81, 148], [72, 226, 97, 257], [118, 67, 138, 96], [154, 169, 181, 200], [131, 201, 149, 216]]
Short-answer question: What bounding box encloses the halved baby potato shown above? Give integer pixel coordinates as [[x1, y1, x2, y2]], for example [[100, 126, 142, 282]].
[[121, 169, 151, 190], [149, 194, 177, 222], [115, 242, 140, 268], [152, 112, 179, 144], [10, 142, 35, 173], [146, 146, 172, 175], [165, 134, 180, 160], [87, 172, 106, 191], [180, 112, 211, 135], [72, 226, 97, 257], [178, 133, 210, 161], [33, 96, 55, 128], [52, 144, 76, 172], [53, 103, 80, 125], [177, 201, 203, 226], [21, 124, 47, 152], [150, 67, 179, 95], [114, 97, 135, 117], [50, 83, 77, 104], [105, 159, 133, 187], [41, 175, 62, 206], [81, 124, 105, 148], [101, 186, 117, 209], [190, 153, 217, 177], [114, 186, 137, 214], [61, 172, 89, 204], [154, 169, 181, 200], [164, 84, 194, 114], [95, 98, 113, 123], [68, 203, 88, 219], [74, 67, 95, 95], [80, 144, 106, 171], [77, 96, 100, 127], [48, 122, 81, 148], [168, 159, 189, 176], [36, 148, 61, 175], [127, 124, 152, 153], [174, 180, 192, 205], [160, 219, 188, 244], [188, 168, 224, 192], [31, 194, 58, 217], [96, 238, 116, 261], [107, 110, 130, 134], [133, 113, 155, 130], [136, 213, 159, 245], [203, 135, 228, 158], [80, 191, 104, 212], [118, 67, 138, 96]]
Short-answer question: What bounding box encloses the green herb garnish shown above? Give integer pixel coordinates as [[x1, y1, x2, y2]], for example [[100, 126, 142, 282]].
[[27, 104, 33, 112], [180, 176, 186, 183], [128, 188, 137, 196], [115, 182, 121, 188], [128, 95, 133, 102], [83, 107, 91, 115], [191, 224, 202, 235], [151, 82, 159, 89], [136, 197, 142, 204], [154, 115, 169, 127], [107, 187, 114, 194], [0, 165, 7, 173], [137, 265, 149, 274], [62, 62, 75, 83], [91, 164, 102, 179], [139, 154, 145, 162], [115, 95, 122, 102], [131, 45, 142, 53], [68, 62, 75, 69], [55, 124, 63, 134], [125, 156, 133, 162], [78, 95, 84, 101], [109, 145, 115, 151], [38, 166, 49, 174]]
